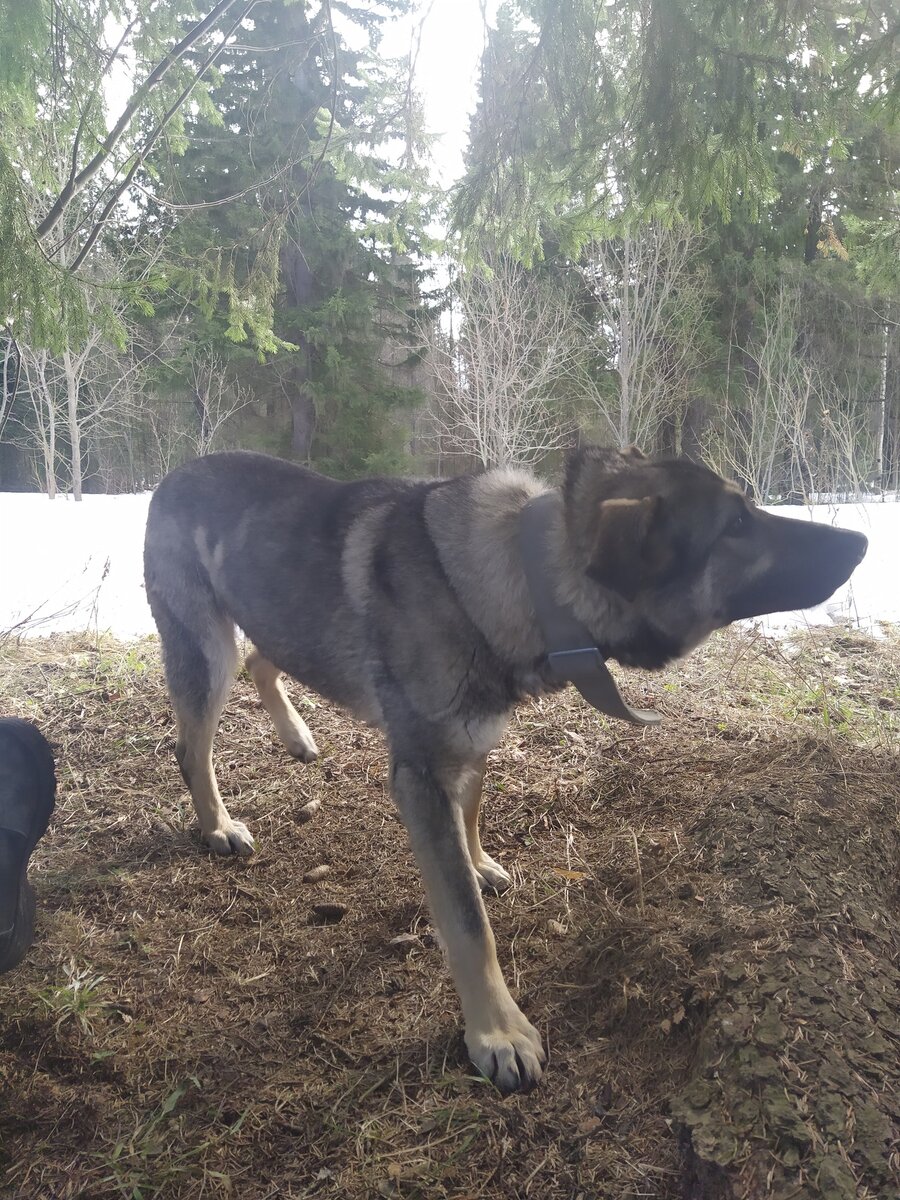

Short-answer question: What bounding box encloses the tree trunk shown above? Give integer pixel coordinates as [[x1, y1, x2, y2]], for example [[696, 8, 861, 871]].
[[62, 348, 82, 500], [31, 350, 58, 499], [875, 320, 888, 492], [680, 390, 708, 462], [45, 410, 57, 501], [291, 378, 316, 460], [804, 185, 822, 266], [282, 225, 317, 461]]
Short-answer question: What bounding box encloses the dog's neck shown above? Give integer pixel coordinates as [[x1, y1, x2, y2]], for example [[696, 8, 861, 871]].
[[425, 471, 665, 686], [518, 493, 661, 725]]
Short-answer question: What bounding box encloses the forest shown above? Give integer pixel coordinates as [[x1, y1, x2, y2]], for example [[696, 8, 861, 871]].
[[2, 6, 899, 1199], [0, 0, 897, 500]]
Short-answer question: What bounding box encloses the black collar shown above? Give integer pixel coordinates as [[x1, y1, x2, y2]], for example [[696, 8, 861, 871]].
[[519, 492, 661, 727]]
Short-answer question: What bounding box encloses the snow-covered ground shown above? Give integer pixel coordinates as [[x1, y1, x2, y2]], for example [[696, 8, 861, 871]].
[[0, 491, 896, 640]]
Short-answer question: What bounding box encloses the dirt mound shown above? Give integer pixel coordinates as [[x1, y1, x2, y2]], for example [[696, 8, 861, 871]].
[[0, 632, 897, 1198]]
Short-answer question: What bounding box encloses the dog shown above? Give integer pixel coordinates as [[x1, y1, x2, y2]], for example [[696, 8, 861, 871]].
[[0, 719, 57, 974], [144, 445, 867, 1092]]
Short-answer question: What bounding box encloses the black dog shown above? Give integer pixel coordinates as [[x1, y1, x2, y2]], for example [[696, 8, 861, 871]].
[[0, 719, 56, 974]]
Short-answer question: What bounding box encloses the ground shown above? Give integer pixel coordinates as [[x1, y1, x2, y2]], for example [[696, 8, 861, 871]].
[[0, 626, 897, 1199]]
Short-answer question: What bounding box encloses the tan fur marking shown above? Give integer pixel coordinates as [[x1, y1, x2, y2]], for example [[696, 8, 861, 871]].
[[458, 757, 511, 891], [246, 649, 319, 761]]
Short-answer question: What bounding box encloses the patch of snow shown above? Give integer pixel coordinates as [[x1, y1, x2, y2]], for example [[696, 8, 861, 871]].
[[0, 492, 154, 639]]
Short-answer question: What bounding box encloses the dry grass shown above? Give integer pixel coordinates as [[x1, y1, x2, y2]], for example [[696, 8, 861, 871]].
[[0, 626, 897, 1199]]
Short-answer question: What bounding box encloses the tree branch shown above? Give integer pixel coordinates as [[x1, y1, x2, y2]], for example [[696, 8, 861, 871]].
[[36, 0, 244, 242], [68, 0, 258, 272]]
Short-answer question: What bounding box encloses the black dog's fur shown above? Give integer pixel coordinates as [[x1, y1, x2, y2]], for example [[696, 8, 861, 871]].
[[0, 719, 57, 974]]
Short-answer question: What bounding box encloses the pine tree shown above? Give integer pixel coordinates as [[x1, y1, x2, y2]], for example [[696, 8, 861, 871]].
[[149, 0, 435, 474]]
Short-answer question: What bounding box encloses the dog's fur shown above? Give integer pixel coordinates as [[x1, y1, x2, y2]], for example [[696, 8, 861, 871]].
[[144, 446, 867, 1091], [0, 719, 57, 974]]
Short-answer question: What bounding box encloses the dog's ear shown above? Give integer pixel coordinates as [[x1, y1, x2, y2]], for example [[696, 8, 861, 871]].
[[588, 495, 670, 600]]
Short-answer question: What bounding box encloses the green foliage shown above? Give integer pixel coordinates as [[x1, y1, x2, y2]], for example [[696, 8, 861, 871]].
[[456, 0, 900, 266], [37, 959, 110, 1034], [147, 0, 434, 474], [0, 0, 279, 347]]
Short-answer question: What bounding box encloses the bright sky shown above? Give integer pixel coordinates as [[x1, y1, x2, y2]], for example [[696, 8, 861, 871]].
[[364, 0, 499, 187]]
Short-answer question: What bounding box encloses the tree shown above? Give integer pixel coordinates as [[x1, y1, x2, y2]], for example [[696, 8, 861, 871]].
[[148, 0, 434, 474], [454, 3, 899, 495], [12, 270, 149, 499], [703, 275, 876, 501], [0, 0, 262, 348], [0, 0, 435, 490], [581, 222, 711, 451], [424, 258, 581, 469], [455, 1, 900, 263]]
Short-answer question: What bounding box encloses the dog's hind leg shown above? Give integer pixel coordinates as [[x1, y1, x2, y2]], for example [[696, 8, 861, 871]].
[[152, 594, 254, 857], [245, 649, 319, 763], [459, 757, 512, 893], [391, 756, 545, 1093]]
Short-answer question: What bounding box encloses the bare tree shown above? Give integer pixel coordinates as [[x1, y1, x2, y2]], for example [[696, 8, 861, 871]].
[[581, 222, 709, 451], [704, 280, 872, 501], [138, 349, 254, 483], [0, 337, 20, 441], [185, 350, 254, 458], [17, 348, 60, 498], [11, 279, 169, 499], [424, 259, 581, 468]]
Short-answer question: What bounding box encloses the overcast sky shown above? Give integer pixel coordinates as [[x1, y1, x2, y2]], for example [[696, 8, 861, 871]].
[[380, 0, 499, 187]]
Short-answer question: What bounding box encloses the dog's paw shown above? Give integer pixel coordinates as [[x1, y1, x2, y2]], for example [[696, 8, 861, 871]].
[[474, 854, 512, 893], [466, 1008, 545, 1093], [203, 820, 256, 857], [282, 728, 319, 763]]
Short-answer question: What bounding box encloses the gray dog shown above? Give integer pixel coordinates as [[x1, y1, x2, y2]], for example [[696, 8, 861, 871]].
[[144, 446, 867, 1092]]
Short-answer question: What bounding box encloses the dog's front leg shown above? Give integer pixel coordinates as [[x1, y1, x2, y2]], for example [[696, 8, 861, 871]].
[[391, 758, 545, 1092]]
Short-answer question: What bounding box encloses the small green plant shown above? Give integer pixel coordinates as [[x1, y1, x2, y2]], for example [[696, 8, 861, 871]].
[[37, 959, 109, 1033]]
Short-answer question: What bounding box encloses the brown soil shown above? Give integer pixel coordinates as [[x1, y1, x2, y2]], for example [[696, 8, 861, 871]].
[[0, 627, 897, 1200]]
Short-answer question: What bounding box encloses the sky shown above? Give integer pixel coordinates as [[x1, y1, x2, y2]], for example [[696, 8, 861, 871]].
[[378, 1, 498, 188]]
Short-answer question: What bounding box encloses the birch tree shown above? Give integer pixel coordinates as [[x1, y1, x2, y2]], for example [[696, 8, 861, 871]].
[[581, 222, 709, 451], [704, 280, 873, 501], [425, 259, 581, 468]]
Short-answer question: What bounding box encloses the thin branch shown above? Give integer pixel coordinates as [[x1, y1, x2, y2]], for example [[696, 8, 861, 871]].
[[69, 0, 258, 272], [36, 0, 244, 241]]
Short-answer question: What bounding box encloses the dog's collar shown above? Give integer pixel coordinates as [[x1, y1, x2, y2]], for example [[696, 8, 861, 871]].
[[519, 492, 661, 727]]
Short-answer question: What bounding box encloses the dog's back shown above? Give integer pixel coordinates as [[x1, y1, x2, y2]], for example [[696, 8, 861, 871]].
[[145, 452, 423, 708], [145, 450, 406, 609]]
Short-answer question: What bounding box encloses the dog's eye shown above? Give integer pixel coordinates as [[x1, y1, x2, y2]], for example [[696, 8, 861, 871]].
[[724, 513, 748, 538]]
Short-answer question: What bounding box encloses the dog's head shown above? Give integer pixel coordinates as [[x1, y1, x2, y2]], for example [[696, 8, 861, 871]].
[[564, 446, 868, 669]]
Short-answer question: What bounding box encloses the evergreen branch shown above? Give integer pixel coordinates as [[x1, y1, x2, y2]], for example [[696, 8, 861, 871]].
[[36, 0, 244, 242], [130, 163, 299, 212], [68, 0, 259, 273], [302, 0, 340, 198], [51, 16, 141, 257]]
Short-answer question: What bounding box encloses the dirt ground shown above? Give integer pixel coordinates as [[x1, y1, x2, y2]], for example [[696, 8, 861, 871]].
[[0, 626, 897, 1199]]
